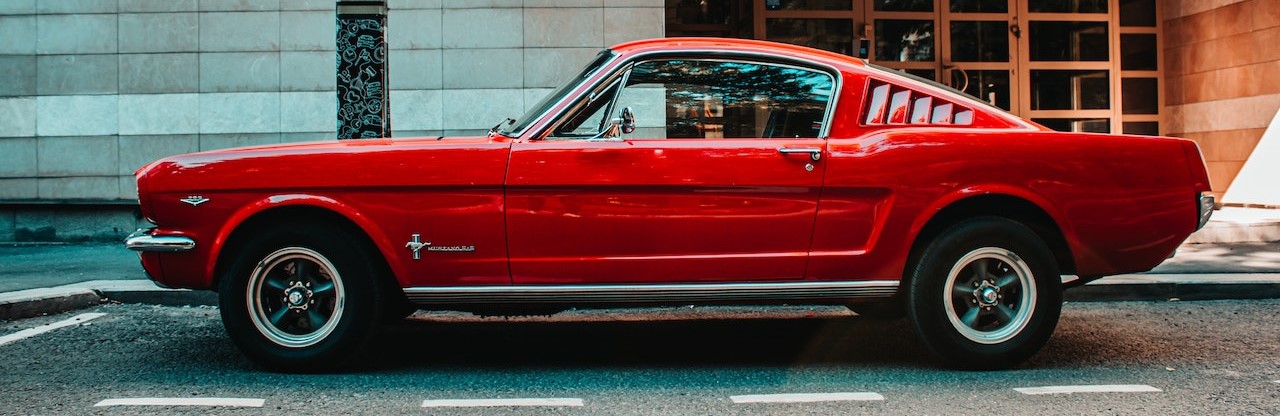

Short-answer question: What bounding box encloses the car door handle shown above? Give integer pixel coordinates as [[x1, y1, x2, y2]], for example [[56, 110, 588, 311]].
[[778, 147, 822, 161]]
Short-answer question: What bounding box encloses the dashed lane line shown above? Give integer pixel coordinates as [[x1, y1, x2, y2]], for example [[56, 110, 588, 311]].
[[421, 398, 585, 408], [1014, 384, 1162, 395], [0, 313, 106, 347], [94, 398, 265, 407], [730, 392, 885, 404]]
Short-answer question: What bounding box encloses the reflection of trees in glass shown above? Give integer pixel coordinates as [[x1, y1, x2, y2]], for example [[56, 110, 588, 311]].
[[875, 21, 934, 62], [627, 60, 833, 138]]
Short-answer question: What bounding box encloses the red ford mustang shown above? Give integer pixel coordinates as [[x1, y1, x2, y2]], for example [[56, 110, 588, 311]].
[[127, 38, 1213, 372]]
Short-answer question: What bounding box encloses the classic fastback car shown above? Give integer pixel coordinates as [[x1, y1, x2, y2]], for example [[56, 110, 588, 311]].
[[127, 38, 1214, 372]]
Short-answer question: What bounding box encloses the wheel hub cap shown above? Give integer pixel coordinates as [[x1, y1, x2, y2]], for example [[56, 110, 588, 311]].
[[976, 284, 999, 306], [283, 282, 312, 310]]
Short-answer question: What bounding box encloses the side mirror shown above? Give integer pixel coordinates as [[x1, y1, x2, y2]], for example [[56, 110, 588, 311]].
[[619, 107, 635, 134]]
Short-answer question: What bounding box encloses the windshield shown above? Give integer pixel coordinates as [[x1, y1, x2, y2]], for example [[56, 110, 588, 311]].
[[501, 50, 617, 136]]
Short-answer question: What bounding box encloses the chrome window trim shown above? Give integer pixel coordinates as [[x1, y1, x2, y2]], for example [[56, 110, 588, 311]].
[[403, 280, 898, 305], [523, 48, 845, 141], [503, 50, 621, 138]]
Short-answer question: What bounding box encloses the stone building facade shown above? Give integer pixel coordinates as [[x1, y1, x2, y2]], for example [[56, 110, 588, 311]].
[[0, 0, 663, 241]]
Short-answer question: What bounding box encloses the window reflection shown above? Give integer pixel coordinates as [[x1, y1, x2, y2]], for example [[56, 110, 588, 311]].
[[951, 21, 1009, 62], [764, 0, 853, 10], [620, 60, 835, 139], [876, 20, 935, 62], [1031, 70, 1110, 110], [1033, 118, 1110, 133], [874, 0, 933, 12], [1027, 0, 1107, 13], [767, 18, 855, 55], [952, 69, 1010, 110], [950, 0, 1008, 13], [1029, 21, 1109, 61]]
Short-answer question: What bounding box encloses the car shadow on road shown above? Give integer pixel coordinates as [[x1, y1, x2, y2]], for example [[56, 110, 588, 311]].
[[360, 313, 934, 372]]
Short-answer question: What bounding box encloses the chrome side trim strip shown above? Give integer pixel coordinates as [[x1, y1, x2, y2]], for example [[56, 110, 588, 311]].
[[124, 229, 196, 252], [403, 280, 898, 305]]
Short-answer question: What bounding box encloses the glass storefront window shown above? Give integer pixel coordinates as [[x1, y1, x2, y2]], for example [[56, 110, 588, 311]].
[[1120, 0, 1157, 27], [767, 18, 855, 55], [952, 69, 1011, 110], [1027, 0, 1107, 13], [1121, 34, 1157, 70], [1121, 78, 1158, 114], [1030, 70, 1110, 110], [875, 20, 935, 62], [874, 0, 932, 12], [1033, 118, 1110, 133], [951, 21, 1009, 62], [764, 0, 853, 10], [949, 0, 1008, 13], [1029, 21, 1109, 61], [1123, 121, 1159, 136], [904, 69, 937, 81]]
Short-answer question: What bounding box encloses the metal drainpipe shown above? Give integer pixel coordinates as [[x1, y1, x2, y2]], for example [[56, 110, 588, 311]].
[[335, 0, 390, 139]]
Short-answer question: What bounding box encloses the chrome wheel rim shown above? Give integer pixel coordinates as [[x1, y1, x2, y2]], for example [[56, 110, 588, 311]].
[[246, 247, 345, 348], [942, 247, 1036, 345]]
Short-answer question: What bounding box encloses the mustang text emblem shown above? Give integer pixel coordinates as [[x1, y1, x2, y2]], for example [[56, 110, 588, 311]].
[[180, 195, 209, 206]]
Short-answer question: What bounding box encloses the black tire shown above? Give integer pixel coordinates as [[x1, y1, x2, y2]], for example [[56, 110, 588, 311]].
[[906, 217, 1061, 370], [218, 224, 385, 372]]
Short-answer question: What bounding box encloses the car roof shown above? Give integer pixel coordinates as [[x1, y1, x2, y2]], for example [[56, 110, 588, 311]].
[[610, 37, 868, 72]]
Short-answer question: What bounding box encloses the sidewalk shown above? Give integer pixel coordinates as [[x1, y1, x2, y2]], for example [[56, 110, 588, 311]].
[[3, 236, 1278, 320]]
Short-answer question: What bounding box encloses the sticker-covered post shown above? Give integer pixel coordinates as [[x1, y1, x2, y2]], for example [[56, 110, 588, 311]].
[[336, 0, 390, 139]]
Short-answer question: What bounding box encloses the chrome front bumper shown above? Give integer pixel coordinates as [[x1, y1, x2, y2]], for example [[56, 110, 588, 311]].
[[125, 228, 196, 252]]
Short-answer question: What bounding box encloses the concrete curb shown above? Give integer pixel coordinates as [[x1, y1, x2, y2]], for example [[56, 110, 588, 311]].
[[3, 275, 1280, 320], [0, 280, 215, 321]]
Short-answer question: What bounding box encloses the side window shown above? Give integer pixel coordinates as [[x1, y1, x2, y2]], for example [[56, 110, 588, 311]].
[[617, 60, 835, 139], [548, 58, 836, 140]]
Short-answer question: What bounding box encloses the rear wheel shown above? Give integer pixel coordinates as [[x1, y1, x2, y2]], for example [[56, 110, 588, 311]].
[[218, 225, 384, 372], [906, 217, 1061, 370]]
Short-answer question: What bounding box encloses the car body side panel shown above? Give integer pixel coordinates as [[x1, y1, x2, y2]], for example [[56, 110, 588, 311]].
[[139, 138, 512, 290], [505, 138, 825, 284], [807, 127, 1198, 282]]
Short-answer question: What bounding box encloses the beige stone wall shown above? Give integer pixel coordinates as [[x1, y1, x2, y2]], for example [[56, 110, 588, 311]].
[[1164, 0, 1280, 197]]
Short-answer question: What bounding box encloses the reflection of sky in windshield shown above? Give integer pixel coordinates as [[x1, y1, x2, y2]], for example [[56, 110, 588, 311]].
[[628, 60, 832, 107]]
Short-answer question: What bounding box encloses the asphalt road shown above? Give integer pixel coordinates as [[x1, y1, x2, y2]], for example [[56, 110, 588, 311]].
[[1, 300, 1278, 414]]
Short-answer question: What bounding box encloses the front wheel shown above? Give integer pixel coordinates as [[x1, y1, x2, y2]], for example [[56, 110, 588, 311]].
[[907, 217, 1062, 370], [218, 225, 384, 372]]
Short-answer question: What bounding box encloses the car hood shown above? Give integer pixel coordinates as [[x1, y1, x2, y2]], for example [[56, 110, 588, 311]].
[[137, 136, 512, 193]]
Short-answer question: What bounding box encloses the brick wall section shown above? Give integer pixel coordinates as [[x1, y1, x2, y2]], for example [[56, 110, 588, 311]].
[[1163, 0, 1280, 196], [0, 0, 663, 241]]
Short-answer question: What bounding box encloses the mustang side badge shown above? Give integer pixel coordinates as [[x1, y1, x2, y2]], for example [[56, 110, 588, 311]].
[[405, 233, 430, 260], [405, 233, 475, 260], [180, 195, 209, 206]]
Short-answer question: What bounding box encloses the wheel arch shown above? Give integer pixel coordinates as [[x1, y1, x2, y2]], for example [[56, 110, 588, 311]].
[[209, 196, 404, 296], [906, 192, 1076, 281]]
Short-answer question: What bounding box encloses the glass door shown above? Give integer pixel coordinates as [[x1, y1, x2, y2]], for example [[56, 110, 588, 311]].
[[1017, 0, 1114, 132], [941, 0, 1016, 111]]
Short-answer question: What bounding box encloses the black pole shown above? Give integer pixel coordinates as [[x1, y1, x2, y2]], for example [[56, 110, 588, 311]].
[[336, 0, 390, 139]]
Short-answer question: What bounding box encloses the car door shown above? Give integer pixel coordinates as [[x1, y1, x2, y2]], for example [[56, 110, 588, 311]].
[[506, 57, 838, 284]]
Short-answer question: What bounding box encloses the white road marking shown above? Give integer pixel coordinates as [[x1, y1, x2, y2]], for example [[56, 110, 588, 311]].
[[730, 392, 885, 404], [94, 398, 265, 407], [1014, 384, 1162, 395], [421, 398, 584, 408], [0, 313, 106, 347]]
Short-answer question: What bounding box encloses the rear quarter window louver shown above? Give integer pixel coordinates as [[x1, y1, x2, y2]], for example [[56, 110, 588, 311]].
[[862, 79, 974, 126]]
